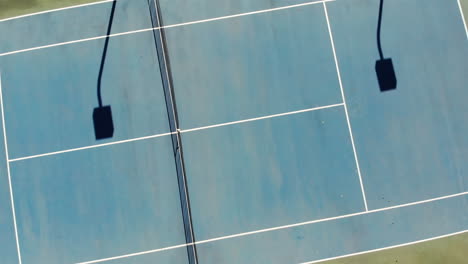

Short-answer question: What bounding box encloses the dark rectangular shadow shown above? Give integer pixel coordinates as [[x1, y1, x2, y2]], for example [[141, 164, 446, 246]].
[[93, 105, 114, 140], [375, 58, 397, 92]]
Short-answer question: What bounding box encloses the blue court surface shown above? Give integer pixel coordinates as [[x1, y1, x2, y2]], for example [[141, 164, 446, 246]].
[[0, 0, 467, 263]]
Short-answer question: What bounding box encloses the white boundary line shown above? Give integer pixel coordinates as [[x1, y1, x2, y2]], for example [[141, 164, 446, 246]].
[[8, 103, 343, 162], [0, 27, 156, 57], [8, 132, 176, 162], [196, 191, 468, 245], [75, 243, 190, 264], [457, 0, 468, 39], [0, 0, 333, 57], [76, 191, 468, 264], [300, 229, 468, 263], [0, 74, 22, 264], [322, 2, 368, 211], [162, 0, 334, 29], [181, 103, 344, 133], [0, 0, 114, 23]]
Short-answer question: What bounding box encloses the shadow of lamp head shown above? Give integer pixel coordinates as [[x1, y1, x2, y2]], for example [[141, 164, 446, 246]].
[[93, 105, 114, 140], [375, 58, 397, 92]]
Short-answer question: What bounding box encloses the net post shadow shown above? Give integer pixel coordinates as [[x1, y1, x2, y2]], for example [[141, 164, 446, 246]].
[[93, 0, 117, 140], [375, 0, 397, 92]]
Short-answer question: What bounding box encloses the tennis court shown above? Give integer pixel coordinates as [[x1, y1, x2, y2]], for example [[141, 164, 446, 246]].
[[0, 0, 467, 263]]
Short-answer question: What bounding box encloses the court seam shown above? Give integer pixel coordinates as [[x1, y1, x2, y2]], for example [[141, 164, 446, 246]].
[[8, 103, 344, 162], [322, 2, 369, 211], [299, 229, 468, 264], [0, 0, 334, 57], [75, 191, 468, 264], [457, 0, 468, 39], [0, 73, 23, 264], [0, 0, 114, 23]]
